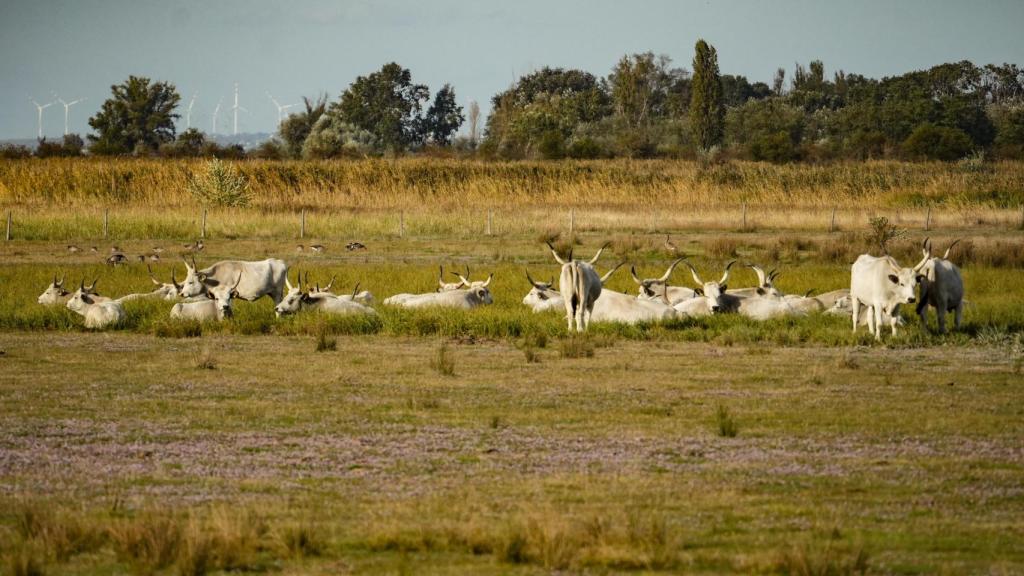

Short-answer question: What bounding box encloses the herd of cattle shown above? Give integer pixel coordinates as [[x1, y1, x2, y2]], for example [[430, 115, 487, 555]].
[[37, 238, 965, 339]]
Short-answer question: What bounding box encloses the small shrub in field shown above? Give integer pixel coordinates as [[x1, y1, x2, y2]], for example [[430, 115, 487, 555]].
[[275, 522, 325, 558], [315, 327, 337, 352], [837, 353, 860, 370], [704, 237, 741, 259], [431, 343, 456, 375], [522, 344, 540, 364], [188, 159, 251, 207], [865, 216, 905, 255], [715, 405, 738, 437], [194, 347, 216, 370], [773, 543, 869, 576], [559, 335, 595, 359]]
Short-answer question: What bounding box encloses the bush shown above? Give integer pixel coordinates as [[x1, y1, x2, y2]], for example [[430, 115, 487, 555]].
[[187, 159, 251, 207], [566, 137, 604, 159], [749, 130, 799, 163], [901, 123, 973, 161], [538, 131, 565, 160], [0, 143, 32, 159]]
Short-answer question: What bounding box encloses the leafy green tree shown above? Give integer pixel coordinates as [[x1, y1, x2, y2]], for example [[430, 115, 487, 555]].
[[484, 67, 610, 158], [334, 62, 429, 151], [726, 99, 806, 162], [608, 53, 688, 127], [278, 95, 327, 158], [992, 106, 1024, 158], [159, 128, 206, 157], [901, 123, 973, 160], [88, 75, 180, 155], [423, 84, 464, 146], [302, 112, 378, 158], [689, 39, 724, 150]]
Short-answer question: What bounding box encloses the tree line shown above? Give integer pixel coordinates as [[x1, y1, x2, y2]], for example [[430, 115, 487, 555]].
[[3, 40, 1024, 162]]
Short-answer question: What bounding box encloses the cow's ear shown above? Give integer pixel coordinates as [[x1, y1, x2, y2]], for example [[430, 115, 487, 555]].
[[80, 292, 93, 304], [720, 284, 728, 293], [694, 287, 704, 296], [888, 274, 899, 284], [756, 287, 765, 296], [916, 274, 925, 284]]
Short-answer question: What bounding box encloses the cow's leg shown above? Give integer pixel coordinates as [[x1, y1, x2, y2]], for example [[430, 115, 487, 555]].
[[874, 305, 884, 340], [886, 305, 898, 337], [917, 301, 930, 332], [575, 302, 585, 332], [851, 297, 860, 333], [953, 302, 963, 331], [936, 301, 947, 334], [565, 302, 575, 332]]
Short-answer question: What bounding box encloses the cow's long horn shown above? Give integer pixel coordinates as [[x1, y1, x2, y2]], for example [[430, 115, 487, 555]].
[[182, 256, 193, 271], [747, 264, 767, 287], [526, 269, 544, 289], [630, 265, 643, 285], [588, 242, 610, 265], [232, 272, 243, 290], [438, 265, 445, 288], [546, 242, 566, 265], [600, 262, 624, 284], [455, 272, 471, 286], [658, 258, 683, 282], [768, 270, 780, 283], [912, 253, 929, 273], [943, 239, 961, 260], [80, 278, 85, 290], [804, 288, 816, 297], [323, 275, 336, 292], [351, 282, 360, 298], [481, 273, 493, 288], [57, 275, 64, 287], [464, 265, 471, 280], [147, 264, 161, 286], [719, 261, 736, 286], [190, 255, 197, 271], [684, 261, 704, 286], [171, 268, 181, 290], [285, 273, 294, 292], [921, 237, 932, 259], [86, 278, 98, 292]]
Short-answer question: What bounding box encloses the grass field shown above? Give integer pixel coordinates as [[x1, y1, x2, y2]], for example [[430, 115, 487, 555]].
[[2, 159, 1023, 574]]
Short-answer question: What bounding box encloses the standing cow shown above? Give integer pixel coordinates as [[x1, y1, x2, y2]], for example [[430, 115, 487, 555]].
[[850, 252, 928, 340], [180, 257, 289, 305], [916, 238, 965, 334], [546, 242, 608, 332]]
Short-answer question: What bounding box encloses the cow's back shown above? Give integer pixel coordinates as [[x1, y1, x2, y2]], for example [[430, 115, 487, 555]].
[[203, 259, 287, 301]]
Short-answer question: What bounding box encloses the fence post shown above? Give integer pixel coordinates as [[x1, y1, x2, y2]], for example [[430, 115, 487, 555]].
[[201, 208, 207, 239], [925, 205, 932, 231], [1019, 204, 1023, 230], [569, 208, 575, 237], [5, 211, 10, 241], [829, 207, 836, 233], [486, 208, 493, 236], [399, 210, 405, 238], [103, 208, 109, 239], [742, 203, 747, 231], [300, 209, 305, 239]]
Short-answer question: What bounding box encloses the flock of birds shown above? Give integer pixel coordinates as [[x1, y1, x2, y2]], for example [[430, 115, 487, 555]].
[[65, 239, 369, 267]]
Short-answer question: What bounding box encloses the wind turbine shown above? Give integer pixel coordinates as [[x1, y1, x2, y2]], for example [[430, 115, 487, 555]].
[[57, 97, 85, 135], [211, 98, 223, 134], [231, 83, 248, 136], [185, 92, 198, 130], [267, 92, 297, 125], [30, 98, 56, 139]]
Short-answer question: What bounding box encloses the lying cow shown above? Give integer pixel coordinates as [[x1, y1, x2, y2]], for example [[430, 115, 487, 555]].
[[275, 274, 377, 318], [305, 274, 375, 305], [38, 276, 113, 306], [65, 280, 125, 329], [384, 285, 493, 309], [631, 259, 696, 305], [170, 272, 243, 322], [180, 257, 288, 304], [523, 271, 564, 313]]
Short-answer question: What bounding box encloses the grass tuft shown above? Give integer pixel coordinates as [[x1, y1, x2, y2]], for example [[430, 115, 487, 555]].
[[193, 347, 217, 370], [315, 326, 337, 352], [716, 405, 739, 438], [559, 335, 595, 358], [431, 343, 456, 376]]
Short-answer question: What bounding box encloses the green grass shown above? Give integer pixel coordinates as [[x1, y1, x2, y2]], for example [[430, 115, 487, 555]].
[[0, 332, 1022, 573]]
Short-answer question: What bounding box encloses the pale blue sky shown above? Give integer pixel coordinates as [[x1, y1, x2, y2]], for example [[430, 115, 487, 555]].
[[1, 0, 1022, 139]]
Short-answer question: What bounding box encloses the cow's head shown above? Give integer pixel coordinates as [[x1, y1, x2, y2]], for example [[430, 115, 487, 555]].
[[523, 270, 557, 307], [686, 260, 735, 313], [472, 286, 494, 306], [886, 253, 928, 305], [147, 265, 182, 300], [65, 278, 99, 314], [212, 272, 243, 319], [747, 264, 783, 298], [180, 256, 212, 298], [275, 273, 307, 317], [38, 275, 69, 305], [631, 258, 683, 302], [917, 237, 961, 283]]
